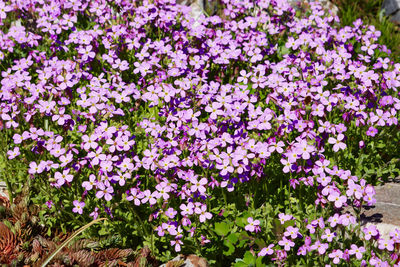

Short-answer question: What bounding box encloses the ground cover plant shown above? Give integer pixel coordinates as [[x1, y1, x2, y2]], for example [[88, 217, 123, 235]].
[[1, 0, 400, 265], [331, 0, 400, 60]]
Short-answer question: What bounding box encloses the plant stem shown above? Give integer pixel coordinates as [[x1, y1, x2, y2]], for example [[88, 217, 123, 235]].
[[2, 130, 13, 204]]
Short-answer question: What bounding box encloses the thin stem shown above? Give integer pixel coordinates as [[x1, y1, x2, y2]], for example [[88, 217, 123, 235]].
[[2, 130, 14, 204]]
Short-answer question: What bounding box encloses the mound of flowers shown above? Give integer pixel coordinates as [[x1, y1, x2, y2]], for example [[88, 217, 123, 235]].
[[0, 0, 400, 265]]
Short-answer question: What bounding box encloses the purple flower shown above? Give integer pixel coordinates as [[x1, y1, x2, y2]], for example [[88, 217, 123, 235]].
[[96, 182, 114, 201], [72, 200, 85, 214], [378, 239, 394, 251], [245, 217, 260, 232], [328, 133, 347, 152], [363, 225, 378, 240], [329, 249, 343, 264], [349, 244, 365, 259], [366, 126, 378, 137], [278, 237, 295, 251], [258, 244, 274, 256], [55, 169, 74, 186], [284, 226, 300, 239], [310, 240, 328, 254], [321, 229, 336, 242], [7, 147, 20, 159], [45, 200, 54, 209], [90, 207, 99, 220], [327, 191, 347, 208]]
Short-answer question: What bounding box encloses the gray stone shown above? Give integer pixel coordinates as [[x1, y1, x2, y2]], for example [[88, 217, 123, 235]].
[[0, 181, 7, 199], [382, 0, 400, 23], [383, 0, 400, 16], [177, 0, 204, 26], [360, 183, 400, 226], [391, 10, 400, 22]]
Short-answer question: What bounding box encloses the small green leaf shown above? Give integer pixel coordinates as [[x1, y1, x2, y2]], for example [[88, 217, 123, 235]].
[[227, 233, 239, 244], [234, 261, 248, 267], [214, 222, 230, 236], [98, 227, 108, 236], [223, 240, 235, 256], [243, 251, 256, 264]]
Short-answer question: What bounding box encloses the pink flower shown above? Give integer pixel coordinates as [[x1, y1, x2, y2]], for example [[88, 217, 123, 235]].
[[284, 226, 299, 239], [55, 169, 74, 186], [329, 249, 343, 264], [13, 133, 24, 144], [328, 191, 347, 208], [112, 58, 129, 71], [245, 217, 260, 232], [280, 158, 292, 173], [90, 207, 99, 220], [171, 239, 183, 252], [141, 190, 157, 205], [190, 177, 207, 194], [82, 134, 98, 150], [28, 161, 43, 174], [205, 102, 224, 120], [180, 202, 194, 216], [195, 205, 212, 222], [82, 174, 97, 191], [278, 213, 292, 224], [321, 229, 336, 242], [7, 147, 20, 159], [278, 237, 295, 251], [0, 2, 13, 19], [164, 223, 178, 236], [310, 240, 328, 254], [390, 228, 400, 243], [363, 225, 378, 240], [126, 188, 144, 206], [346, 180, 363, 199], [328, 134, 347, 152], [378, 239, 394, 251], [258, 244, 274, 256], [72, 200, 85, 214], [96, 182, 114, 201], [349, 244, 365, 259], [366, 126, 378, 137], [165, 208, 177, 219]]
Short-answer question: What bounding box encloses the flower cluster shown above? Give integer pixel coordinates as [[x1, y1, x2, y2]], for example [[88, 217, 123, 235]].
[[1, 0, 400, 264]]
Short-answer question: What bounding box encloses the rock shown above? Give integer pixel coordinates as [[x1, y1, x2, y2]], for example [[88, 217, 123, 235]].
[[0, 181, 7, 200], [160, 254, 209, 267], [382, 0, 400, 23], [357, 182, 400, 240], [361, 183, 400, 226], [176, 0, 204, 26]]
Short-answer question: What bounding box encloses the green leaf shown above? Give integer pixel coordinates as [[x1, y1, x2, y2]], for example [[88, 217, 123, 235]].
[[243, 251, 256, 265], [283, 220, 295, 229], [227, 233, 239, 244], [223, 240, 235, 256], [214, 222, 230, 236], [98, 226, 109, 236], [234, 261, 248, 267]]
